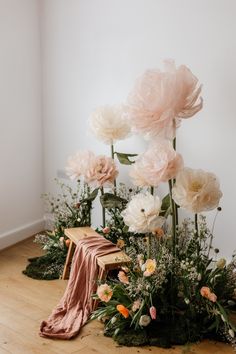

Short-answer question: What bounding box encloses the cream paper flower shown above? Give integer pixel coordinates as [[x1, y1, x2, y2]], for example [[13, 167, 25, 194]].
[[66, 150, 95, 180], [130, 139, 183, 187], [121, 192, 165, 233], [89, 105, 131, 145], [127, 60, 202, 140], [172, 167, 222, 213]]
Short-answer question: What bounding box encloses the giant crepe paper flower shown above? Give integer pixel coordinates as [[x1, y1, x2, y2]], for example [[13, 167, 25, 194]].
[[127, 60, 203, 140], [66, 150, 95, 180], [97, 284, 113, 303], [90, 105, 131, 145], [172, 167, 222, 213], [84, 155, 118, 188], [130, 139, 184, 187], [121, 192, 165, 233]]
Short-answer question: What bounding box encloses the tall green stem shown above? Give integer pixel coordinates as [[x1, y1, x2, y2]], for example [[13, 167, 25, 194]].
[[169, 180, 177, 256], [195, 213, 200, 256], [100, 187, 106, 227], [111, 144, 117, 194], [172, 137, 178, 227]]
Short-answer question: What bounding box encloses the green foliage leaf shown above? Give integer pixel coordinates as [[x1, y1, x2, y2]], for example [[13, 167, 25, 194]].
[[100, 193, 128, 209], [81, 188, 99, 203], [115, 152, 137, 165], [160, 194, 171, 217]]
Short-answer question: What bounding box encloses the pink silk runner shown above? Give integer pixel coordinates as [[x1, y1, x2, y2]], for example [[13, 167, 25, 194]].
[[39, 235, 119, 339]]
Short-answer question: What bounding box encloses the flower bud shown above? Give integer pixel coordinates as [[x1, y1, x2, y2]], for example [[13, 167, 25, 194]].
[[149, 306, 157, 320], [229, 329, 235, 338], [216, 258, 226, 269]]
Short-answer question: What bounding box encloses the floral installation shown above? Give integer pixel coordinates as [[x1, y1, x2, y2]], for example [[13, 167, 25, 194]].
[[66, 60, 235, 348]]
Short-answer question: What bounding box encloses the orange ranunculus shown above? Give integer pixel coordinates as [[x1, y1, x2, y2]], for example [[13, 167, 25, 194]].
[[116, 304, 129, 318], [200, 286, 211, 299]]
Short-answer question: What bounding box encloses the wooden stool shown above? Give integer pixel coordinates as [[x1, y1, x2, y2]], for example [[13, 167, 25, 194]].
[[62, 227, 131, 280]]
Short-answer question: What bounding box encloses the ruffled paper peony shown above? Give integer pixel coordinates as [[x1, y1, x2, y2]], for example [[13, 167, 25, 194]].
[[127, 60, 203, 139], [66, 150, 95, 180], [172, 167, 222, 213], [130, 139, 184, 187], [90, 105, 131, 145], [121, 192, 165, 233], [84, 155, 118, 188]]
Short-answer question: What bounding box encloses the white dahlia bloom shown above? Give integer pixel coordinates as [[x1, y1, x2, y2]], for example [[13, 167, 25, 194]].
[[121, 192, 165, 233], [172, 167, 222, 213], [89, 105, 131, 145]]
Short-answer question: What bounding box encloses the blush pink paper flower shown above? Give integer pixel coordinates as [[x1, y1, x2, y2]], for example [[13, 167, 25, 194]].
[[97, 284, 113, 303], [118, 270, 129, 284], [66, 150, 95, 180], [130, 140, 183, 187], [84, 155, 118, 188], [127, 60, 202, 139], [149, 306, 157, 320]]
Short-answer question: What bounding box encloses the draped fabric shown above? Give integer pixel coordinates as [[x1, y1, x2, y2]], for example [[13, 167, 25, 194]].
[[39, 235, 119, 339]]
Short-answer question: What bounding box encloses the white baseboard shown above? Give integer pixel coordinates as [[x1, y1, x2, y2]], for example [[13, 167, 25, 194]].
[[0, 219, 45, 250]]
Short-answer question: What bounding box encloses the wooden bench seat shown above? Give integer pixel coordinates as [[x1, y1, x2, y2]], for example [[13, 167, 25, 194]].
[[62, 227, 131, 280]]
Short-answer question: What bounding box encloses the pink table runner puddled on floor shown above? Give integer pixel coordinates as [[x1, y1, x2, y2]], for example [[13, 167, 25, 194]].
[[39, 235, 119, 339]]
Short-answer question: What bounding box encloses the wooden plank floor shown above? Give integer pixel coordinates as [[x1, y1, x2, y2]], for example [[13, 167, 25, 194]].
[[0, 237, 235, 354]]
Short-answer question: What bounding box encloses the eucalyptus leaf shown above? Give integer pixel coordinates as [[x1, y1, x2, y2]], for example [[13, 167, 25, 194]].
[[100, 193, 128, 209], [115, 152, 137, 165]]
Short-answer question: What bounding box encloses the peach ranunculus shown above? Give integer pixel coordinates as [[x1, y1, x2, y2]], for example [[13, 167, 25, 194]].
[[121, 192, 165, 233], [208, 292, 217, 303], [116, 304, 129, 318], [127, 60, 203, 140], [118, 270, 129, 284], [89, 105, 131, 145], [97, 284, 113, 303], [200, 286, 217, 303], [200, 286, 211, 299], [130, 140, 183, 187], [66, 150, 95, 180], [143, 259, 156, 276], [172, 167, 223, 213], [84, 155, 118, 188]]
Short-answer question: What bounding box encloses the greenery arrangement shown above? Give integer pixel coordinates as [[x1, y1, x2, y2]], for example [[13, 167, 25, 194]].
[[23, 179, 94, 280]]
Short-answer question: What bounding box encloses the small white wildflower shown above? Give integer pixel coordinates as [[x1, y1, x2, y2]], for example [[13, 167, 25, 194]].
[[139, 315, 151, 327], [111, 316, 117, 324]]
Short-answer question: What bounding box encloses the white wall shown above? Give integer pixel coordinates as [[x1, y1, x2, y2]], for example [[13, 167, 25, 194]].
[[0, 0, 44, 249], [41, 0, 236, 258]]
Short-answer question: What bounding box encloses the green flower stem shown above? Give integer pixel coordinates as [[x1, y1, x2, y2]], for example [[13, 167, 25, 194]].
[[111, 144, 117, 194], [150, 186, 154, 195], [100, 187, 106, 227], [172, 137, 179, 228], [147, 233, 151, 259], [168, 180, 177, 256], [195, 213, 200, 256]]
